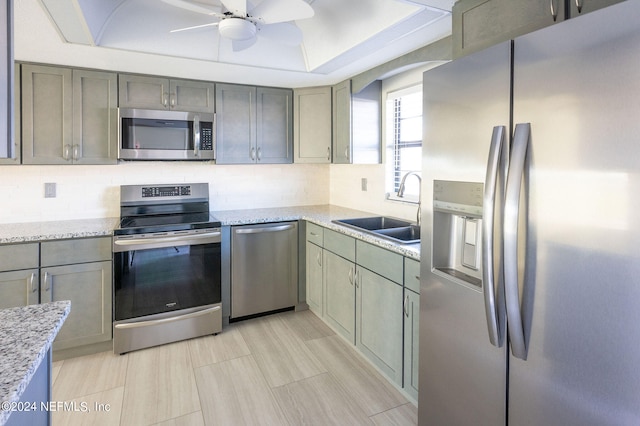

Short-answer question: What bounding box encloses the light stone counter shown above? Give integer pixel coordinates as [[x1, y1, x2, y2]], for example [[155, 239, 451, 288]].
[[0, 301, 70, 425], [0, 218, 119, 245], [212, 205, 421, 260]]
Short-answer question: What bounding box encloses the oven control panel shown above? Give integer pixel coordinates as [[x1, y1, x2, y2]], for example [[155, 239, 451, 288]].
[[142, 186, 191, 198]]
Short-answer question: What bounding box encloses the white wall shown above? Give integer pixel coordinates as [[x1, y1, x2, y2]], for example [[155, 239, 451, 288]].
[[0, 163, 329, 223], [329, 65, 433, 222]]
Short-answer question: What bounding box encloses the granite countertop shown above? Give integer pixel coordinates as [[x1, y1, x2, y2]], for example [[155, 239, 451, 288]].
[[0, 217, 119, 245], [0, 205, 420, 260], [0, 301, 70, 425], [212, 205, 421, 260]]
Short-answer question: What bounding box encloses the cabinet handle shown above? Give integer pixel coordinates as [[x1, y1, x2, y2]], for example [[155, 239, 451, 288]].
[[316, 252, 322, 267], [163, 92, 169, 107], [73, 144, 80, 161], [250, 147, 256, 161], [404, 295, 409, 317], [550, 0, 558, 21], [355, 269, 359, 288], [348, 267, 353, 285], [43, 272, 50, 292], [574, 0, 583, 13], [257, 147, 262, 161], [344, 147, 349, 161], [63, 144, 71, 161], [327, 147, 331, 161], [170, 93, 176, 107], [29, 273, 37, 293]]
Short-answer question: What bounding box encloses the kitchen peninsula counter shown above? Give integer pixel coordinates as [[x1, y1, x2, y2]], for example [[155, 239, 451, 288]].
[[0, 300, 70, 425]]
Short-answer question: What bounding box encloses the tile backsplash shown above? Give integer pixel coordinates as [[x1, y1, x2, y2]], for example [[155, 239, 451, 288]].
[[0, 162, 330, 223]]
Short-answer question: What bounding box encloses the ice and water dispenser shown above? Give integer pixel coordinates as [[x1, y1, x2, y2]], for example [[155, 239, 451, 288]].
[[432, 180, 484, 289]]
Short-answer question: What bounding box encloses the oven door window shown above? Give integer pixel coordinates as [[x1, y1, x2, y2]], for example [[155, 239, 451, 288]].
[[121, 117, 193, 151], [114, 242, 221, 321]]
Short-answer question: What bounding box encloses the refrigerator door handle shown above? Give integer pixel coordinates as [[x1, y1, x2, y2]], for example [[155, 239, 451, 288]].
[[504, 122, 531, 360], [482, 125, 506, 347]]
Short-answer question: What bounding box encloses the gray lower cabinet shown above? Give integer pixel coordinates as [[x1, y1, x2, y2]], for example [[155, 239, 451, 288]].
[[216, 83, 293, 164], [0, 237, 112, 353], [323, 249, 356, 343], [0, 242, 40, 309], [294, 86, 332, 163], [404, 257, 420, 400], [305, 241, 323, 315], [21, 64, 117, 165], [356, 266, 403, 385], [118, 74, 215, 113]]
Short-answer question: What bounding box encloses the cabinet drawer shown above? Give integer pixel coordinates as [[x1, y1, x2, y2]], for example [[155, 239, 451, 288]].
[[324, 229, 355, 262], [306, 222, 324, 246], [41, 237, 112, 267], [356, 240, 403, 284], [404, 257, 420, 294], [0, 243, 39, 272]]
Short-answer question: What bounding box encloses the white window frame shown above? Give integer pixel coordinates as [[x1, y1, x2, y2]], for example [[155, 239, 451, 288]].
[[385, 84, 422, 204]]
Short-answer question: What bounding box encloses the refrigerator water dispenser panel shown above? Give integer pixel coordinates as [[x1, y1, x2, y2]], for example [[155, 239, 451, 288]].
[[432, 180, 484, 289]]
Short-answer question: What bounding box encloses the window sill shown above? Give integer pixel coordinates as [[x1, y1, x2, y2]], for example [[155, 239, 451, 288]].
[[386, 193, 419, 205]]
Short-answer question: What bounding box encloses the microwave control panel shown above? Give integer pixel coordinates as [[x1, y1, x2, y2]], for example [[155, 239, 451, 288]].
[[201, 123, 213, 151]]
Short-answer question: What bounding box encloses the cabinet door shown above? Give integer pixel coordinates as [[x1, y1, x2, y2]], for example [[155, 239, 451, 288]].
[[306, 241, 323, 316], [170, 79, 215, 113], [294, 87, 332, 164], [452, 0, 566, 58], [215, 83, 256, 164], [568, 0, 623, 16], [323, 250, 355, 343], [332, 80, 351, 164], [0, 269, 39, 309], [404, 288, 419, 400], [0, 62, 19, 165], [356, 266, 403, 385], [118, 74, 170, 109], [72, 70, 118, 164], [41, 261, 112, 351], [256, 87, 292, 164], [21, 65, 73, 164]]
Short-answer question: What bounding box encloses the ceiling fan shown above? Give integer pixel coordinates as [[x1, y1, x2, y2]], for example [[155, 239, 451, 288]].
[[163, 0, 314, 51]]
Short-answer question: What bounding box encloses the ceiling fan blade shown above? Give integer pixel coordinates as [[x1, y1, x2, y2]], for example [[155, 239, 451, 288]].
[[161, 0, 222, 15], [231, 36, 257, 51], [170, 22, 219, 33], [250, 0, 314, 24], [220, 0, 247, 16], [258, 22, 303, 46]]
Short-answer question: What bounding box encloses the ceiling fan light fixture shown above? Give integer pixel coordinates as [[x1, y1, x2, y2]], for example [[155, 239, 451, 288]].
[[219, 18, 256, 41]]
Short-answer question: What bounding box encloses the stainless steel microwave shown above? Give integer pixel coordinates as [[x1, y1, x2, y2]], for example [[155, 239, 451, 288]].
[[118, 108, 215, 160]]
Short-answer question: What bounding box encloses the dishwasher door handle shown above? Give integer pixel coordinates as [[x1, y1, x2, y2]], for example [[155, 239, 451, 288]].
[[234, 224, 295, 234]]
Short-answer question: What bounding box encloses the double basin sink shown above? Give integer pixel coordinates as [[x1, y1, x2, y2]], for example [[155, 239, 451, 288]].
[[332, 216, 420, 245]]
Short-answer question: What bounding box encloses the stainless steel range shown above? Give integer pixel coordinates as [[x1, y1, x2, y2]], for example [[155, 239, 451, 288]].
[[112, 183, 222, 354]]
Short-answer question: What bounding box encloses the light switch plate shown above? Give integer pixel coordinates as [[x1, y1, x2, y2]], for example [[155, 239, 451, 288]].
[[361, 178, 368, 191]]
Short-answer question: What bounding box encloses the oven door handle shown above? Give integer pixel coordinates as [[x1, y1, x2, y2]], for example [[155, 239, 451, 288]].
[[114, 305, 221, 330], [113, 231, 221, 252]]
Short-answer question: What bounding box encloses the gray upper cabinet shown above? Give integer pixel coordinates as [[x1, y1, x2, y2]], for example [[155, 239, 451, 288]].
[[452, 0, 566, 58], [0, 63, 19, 165], [294, 86, 332, 164], [118, 74, 215, 113], [21, 64, 117, 165], [332, 79, 381, 164], [453, 0, 623, 58], [216, 83, 293, 164], [568, 0, 624, 17], [0, 0, 14, 162]]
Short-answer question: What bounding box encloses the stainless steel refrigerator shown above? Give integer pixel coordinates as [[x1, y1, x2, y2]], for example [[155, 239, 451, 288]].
[[419, 2, 640, 425]]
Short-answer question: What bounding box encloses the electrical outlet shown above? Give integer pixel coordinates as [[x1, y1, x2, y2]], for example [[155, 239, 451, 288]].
[[361, 178, 368, 191], [44, 183, 56, 198]]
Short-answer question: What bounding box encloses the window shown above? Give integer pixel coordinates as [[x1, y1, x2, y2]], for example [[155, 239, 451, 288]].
[[386, 85, 422, 202]]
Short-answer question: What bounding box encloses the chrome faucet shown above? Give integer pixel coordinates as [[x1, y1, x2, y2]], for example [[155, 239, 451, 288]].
[[397, 171, 422, 226]]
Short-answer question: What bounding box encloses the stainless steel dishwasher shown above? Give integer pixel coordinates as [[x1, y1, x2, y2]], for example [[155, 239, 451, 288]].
[[231, 221, 298, 319]]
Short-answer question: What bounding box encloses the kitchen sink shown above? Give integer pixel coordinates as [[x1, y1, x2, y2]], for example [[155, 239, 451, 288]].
[[332, 216, 420, 244]]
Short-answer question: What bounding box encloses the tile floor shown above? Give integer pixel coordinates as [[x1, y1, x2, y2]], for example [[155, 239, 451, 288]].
[[51, 309, 417, 425]]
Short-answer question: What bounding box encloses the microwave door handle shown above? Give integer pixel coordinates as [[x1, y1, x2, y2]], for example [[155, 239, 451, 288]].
[[194, 115, 200, 157]]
